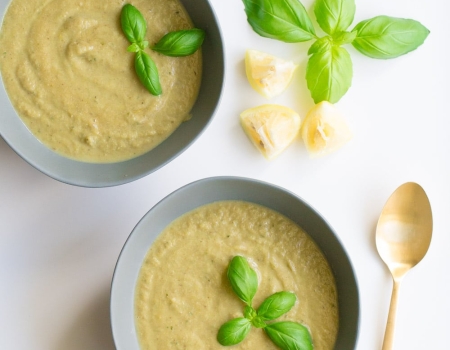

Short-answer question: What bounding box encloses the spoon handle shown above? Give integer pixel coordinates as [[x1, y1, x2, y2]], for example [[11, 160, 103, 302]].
[[382, 279, 401, 350]]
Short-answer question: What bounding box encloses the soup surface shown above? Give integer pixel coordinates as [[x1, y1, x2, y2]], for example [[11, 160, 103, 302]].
[[0, 0, 201, 162], [135, 201, 338, 350]]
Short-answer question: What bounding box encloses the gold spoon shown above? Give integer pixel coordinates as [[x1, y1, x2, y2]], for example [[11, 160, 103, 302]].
[[376, 182, 432, 350]]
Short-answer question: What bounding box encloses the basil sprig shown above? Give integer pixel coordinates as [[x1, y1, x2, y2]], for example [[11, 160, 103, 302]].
[[120, 4, 205, 96], [217, 256, 312, 350], [242, 0, 429, 104], [152, 29, 205, 57]]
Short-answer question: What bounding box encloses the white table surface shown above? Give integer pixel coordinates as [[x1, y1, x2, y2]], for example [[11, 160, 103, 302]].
[[1, 0, 449, 349]]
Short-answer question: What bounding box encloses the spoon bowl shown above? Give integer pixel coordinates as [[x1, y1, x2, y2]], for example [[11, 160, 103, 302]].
[[376, 182, 432, 350]]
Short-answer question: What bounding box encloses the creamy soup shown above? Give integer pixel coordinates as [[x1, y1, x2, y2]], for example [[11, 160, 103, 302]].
[[0, 0, 201, 162], [135, 201, 338, 350]]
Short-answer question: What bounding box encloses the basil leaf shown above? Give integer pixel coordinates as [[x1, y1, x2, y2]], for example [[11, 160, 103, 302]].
[[152, 29, 205, 57], [306, 44, 352, 103], [314, 0, 356, 35], [257, 291, 296, 320], [351, 15, 430, 59], [121, 4, 147, 44], [134, 51, 162, 96], [227, 256, 258, 305], [333, 30, 357, 45], [217, 318, 252, 346], [264, 321, 313, 350], [308, 36, 332, 55], [242, 0, 316, 43]]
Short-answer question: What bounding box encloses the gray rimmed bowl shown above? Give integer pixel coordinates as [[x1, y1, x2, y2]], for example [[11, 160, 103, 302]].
[[0, 0, 224, 187], [110, 176, 360, 349]]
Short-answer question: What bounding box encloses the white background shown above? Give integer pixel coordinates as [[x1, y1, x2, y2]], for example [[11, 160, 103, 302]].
[[1, 0, 449, 349]]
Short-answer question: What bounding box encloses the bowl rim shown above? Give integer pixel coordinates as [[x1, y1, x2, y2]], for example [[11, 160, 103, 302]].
[[0, 0, 225, 187], [110, 176, 360, 349]]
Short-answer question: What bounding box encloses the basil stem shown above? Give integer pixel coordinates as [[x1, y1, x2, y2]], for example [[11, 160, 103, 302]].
[[257, 291, 297, 321], [251, 315, 267, 329], [120, 4, 147, 44], [127, 41, 149, 53], [352, 15, 430, 59], [135, 51, 162, 96], [243, 305, 266, 328], [314, 0, 356, 35], [217, 318, 252, 346], [306, 44, 353, 104], [265, 321, 313, 350], [243, 305, 257, 320], [242, 0, 316, 43], [152, 29, 205, 57], [227, 256, 258, 306]]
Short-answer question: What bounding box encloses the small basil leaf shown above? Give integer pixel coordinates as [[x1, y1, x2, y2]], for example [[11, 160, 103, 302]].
[[127, 43, 141, 53], [257, 291, 296, 320], [351, 15, 430, 59], [314, 0, 356, 35], [121, 4, 147, 44], [134, 51, 162, 96], [152, 29, 205, 57], [242, 0, 316, 43], [333, 30, 357, 45], [227, 256, 258, 305], [306, 44, 353, 103], [264, 321, 313, 350], [251, 315, 267, 328], [244, 305, 257, 320], [308, 36, 332, 55], [217, 318, 252, 346]]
